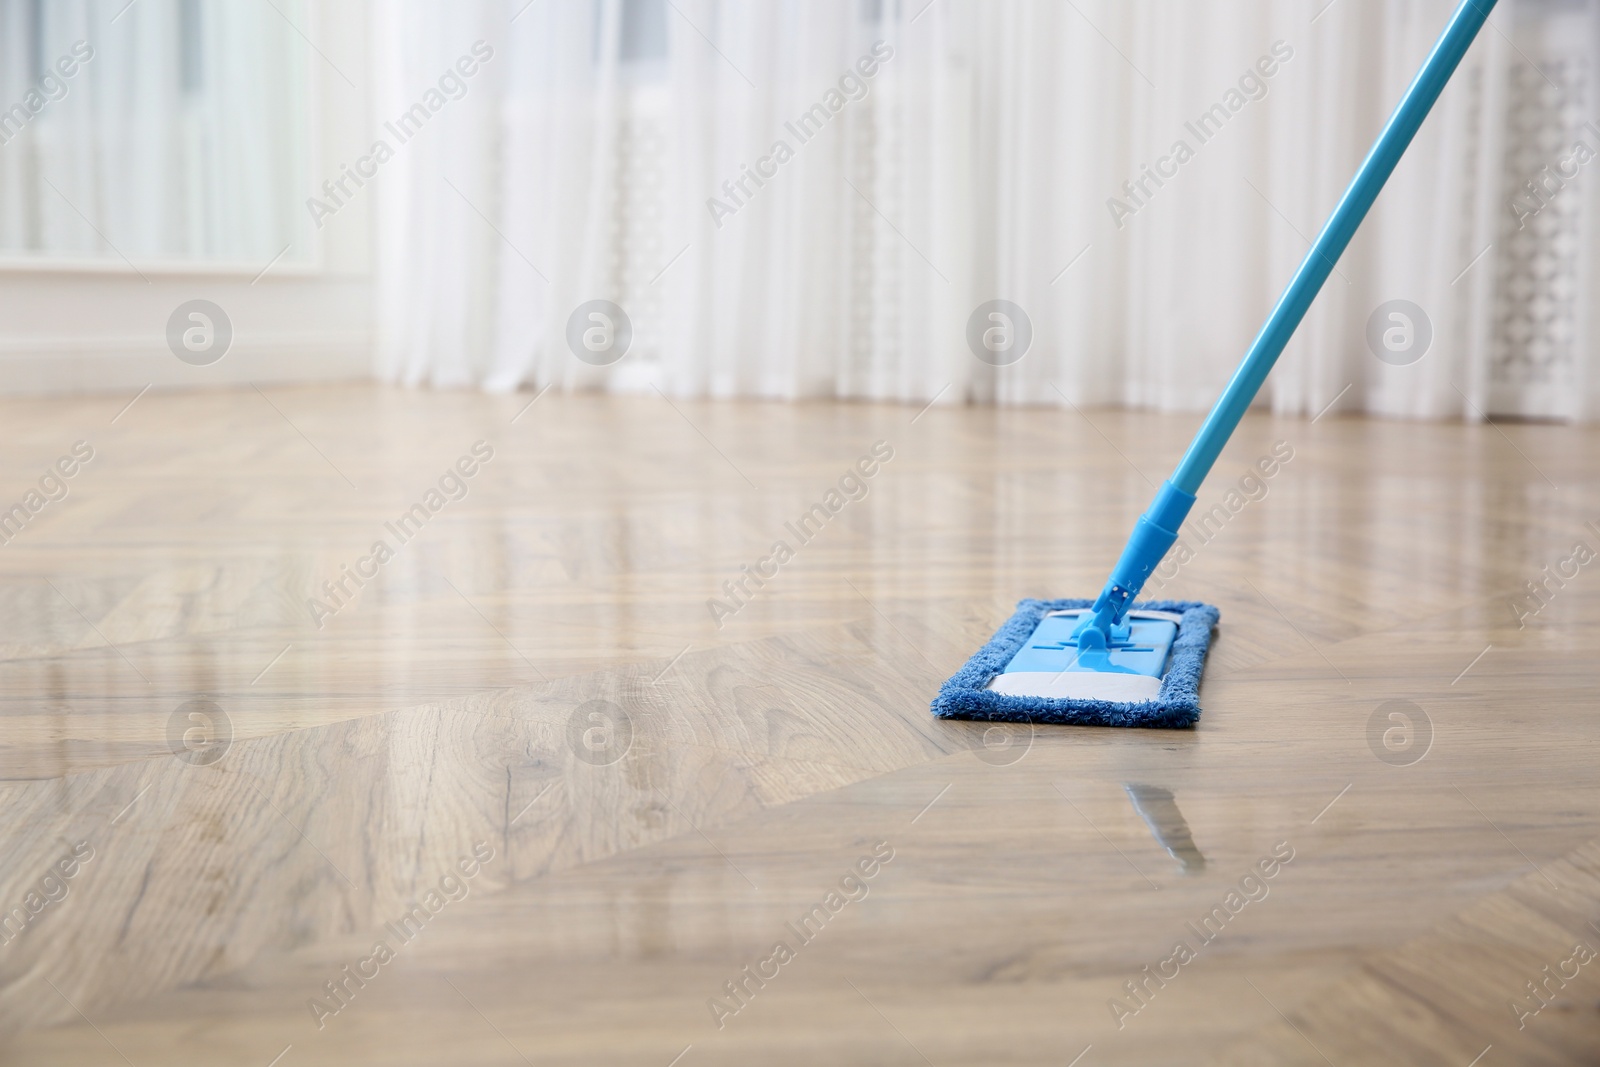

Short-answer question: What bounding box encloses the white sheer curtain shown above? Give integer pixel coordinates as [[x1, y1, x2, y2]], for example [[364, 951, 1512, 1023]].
[[374, 0, 1600, 422]]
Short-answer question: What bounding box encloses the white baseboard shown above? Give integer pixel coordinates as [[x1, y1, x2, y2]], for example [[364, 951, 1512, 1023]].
[[0, 333, 373, 395]]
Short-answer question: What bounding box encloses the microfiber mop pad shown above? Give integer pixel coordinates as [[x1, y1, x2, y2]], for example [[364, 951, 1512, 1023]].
[[930, 0, 1493, 729], [932, 599, 1219, 729]]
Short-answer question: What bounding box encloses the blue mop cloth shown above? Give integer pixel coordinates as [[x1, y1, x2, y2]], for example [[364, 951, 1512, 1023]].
[[930, 598, 1221, 728]]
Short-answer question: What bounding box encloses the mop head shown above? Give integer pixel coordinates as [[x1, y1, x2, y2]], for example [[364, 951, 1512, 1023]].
[[930, 598, 1220, 728]]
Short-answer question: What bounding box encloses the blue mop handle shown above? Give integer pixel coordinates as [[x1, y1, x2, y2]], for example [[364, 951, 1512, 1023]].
[[1078, 0, 1497, 640]]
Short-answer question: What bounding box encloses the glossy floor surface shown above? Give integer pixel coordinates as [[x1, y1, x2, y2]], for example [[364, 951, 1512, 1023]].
[[1, 385, 1597, 1065]]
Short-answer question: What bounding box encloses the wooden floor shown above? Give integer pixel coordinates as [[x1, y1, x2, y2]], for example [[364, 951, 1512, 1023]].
[[1, 383, 1598, 1065]]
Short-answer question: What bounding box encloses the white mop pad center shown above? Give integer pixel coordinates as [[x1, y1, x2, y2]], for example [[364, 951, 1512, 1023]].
[[985, 609, 1182, 702], [987, 670, 1164, 702]]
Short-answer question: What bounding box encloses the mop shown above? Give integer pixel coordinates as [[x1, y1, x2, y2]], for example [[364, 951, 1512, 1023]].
[[933, 0, 1497, 728]]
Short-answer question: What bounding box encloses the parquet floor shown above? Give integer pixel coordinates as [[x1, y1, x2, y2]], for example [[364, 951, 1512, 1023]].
[[0, 384, 1596, 1064]]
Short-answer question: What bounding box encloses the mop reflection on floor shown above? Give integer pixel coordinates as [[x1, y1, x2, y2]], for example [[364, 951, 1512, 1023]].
[[1124, 783, 1206, 874]]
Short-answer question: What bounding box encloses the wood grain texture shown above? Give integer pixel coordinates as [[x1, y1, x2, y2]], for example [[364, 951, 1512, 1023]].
[[0, 384, 1597, 1064]]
